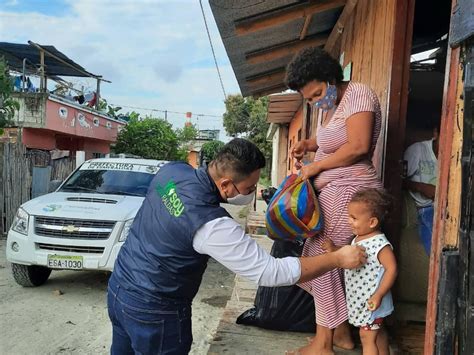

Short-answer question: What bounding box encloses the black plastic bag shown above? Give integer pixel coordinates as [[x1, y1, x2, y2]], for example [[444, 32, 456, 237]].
[[236, 239, 316, 332]]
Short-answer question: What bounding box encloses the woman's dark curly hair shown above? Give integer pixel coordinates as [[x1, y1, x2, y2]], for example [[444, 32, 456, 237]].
[[350, 188, 395, 227], [285, 47, 343, 91]]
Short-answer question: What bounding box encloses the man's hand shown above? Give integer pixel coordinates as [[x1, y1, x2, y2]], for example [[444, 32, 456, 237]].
[[335, 245, 366, 269], [367, 293, 382, 311]]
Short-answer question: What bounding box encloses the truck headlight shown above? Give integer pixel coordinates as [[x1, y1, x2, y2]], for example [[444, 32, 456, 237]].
[[119, 218, 134, 242], [11, 208, 30, 235]]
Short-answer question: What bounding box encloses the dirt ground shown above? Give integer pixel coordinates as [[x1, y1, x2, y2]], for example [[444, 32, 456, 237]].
[[0, 204, 244, 355]]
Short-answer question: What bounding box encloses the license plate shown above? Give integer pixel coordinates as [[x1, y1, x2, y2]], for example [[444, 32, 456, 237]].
[[47, 255, 83, 270]]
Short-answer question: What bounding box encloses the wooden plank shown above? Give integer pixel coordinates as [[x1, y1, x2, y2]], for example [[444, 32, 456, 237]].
[[246, 35, 327, 65], [425, 42, 462, 355], [252, 84, 289, 99], [381, 0, 415, 255], [234, 0, 346, 36], [246, 70, 286, 87], [299, 15, 313, 40], [443, 62, 464, 247], [324, 0, 358, 56]]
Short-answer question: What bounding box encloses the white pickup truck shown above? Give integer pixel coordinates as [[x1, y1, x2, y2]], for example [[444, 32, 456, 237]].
[[6, 158, 168, 287]]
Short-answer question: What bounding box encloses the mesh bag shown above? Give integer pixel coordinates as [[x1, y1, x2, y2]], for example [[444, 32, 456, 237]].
[[265, 174, 323, 241]]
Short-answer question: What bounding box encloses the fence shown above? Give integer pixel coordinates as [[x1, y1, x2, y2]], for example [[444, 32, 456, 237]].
[[1, 139, 76, 236]]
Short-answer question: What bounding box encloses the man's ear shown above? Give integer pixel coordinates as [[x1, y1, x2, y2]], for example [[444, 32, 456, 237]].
[[218, 178, 232, 191]]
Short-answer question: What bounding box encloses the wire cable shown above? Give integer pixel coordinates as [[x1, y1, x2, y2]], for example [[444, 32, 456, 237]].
[[199, 0, 227, 100], [109, 103, 222, 118]]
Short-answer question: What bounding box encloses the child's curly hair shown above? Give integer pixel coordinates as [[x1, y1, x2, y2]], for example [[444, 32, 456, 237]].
[[350, 188, 394, 226]]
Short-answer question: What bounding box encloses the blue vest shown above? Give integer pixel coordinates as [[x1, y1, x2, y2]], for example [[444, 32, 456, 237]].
[[112, 162, 230, 303]]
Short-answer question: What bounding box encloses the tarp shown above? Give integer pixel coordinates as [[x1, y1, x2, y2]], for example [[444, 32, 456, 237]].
[[0, 41, 99, 78]]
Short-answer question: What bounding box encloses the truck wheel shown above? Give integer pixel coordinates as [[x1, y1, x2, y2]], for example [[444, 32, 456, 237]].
[[11, 263, 52, 287]]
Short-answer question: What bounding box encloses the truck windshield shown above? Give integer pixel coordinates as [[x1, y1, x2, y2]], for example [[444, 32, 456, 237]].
[[59, 169, 155, 197]]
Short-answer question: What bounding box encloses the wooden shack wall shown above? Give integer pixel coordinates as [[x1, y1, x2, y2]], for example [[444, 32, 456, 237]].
[[336, 0, 414, 186]]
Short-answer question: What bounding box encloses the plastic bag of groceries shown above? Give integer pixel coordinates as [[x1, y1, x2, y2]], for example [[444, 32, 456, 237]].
[[236, 238, 316, 332], [265, 174, 323, 242]]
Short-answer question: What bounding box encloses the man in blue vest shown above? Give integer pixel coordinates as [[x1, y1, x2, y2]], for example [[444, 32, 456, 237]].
[[108, 138, 366, 354]]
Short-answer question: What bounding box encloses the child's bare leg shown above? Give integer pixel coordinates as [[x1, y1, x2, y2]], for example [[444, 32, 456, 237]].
[[376, 326, 389, 355], [359, 328, 379, 355]]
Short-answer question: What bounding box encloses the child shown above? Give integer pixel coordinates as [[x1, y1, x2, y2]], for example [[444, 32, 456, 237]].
[[323, 188, 397, 355]]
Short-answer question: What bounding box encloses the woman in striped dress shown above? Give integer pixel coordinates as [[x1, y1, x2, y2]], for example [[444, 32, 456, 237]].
[[285, 47, 383, 355]]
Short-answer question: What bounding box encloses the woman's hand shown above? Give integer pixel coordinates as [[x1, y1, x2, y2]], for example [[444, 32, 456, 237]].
[[291, 141, 307, 162], [322, 239, 338, 253], [300, 162, 320, 180]]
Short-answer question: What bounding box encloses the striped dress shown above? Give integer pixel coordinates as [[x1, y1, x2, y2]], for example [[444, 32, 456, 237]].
[[299, 82, 383, 329]]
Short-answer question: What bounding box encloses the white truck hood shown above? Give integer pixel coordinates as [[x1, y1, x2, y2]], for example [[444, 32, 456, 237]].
[[21, 192, 144, 221]]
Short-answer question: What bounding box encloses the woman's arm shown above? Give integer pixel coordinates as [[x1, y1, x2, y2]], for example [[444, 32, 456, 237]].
[[367, 246, 398, 311], [300, 111, 375, 180]]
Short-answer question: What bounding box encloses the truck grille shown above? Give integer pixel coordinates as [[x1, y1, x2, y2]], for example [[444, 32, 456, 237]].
[[34, 217, 115, 239], [37, 243, 104, 254]]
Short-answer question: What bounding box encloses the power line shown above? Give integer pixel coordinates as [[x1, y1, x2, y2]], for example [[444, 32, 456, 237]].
[[199, 0, 227, 100], [110, 103, 223, 118]]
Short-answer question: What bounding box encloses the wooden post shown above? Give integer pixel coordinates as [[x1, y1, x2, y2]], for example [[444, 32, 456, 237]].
[[39, 49, 45, 92], [424, 44, 463, 355], [96, 78, 101, 110]]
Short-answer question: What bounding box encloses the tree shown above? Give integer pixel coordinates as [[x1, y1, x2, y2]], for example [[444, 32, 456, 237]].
[[222, 94, 250, 136], [114, 117, 179, 160], [0, 57, 20, 135], [222, 94, 271, 177], [175, 123, 199, 161], [201, 140, 225, 162]]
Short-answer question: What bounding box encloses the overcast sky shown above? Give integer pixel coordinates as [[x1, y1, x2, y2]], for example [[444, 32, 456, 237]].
[[0, 0, 240, 140]]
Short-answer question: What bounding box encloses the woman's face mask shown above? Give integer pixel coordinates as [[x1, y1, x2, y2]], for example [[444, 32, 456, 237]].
[[314, 82, 337, 112]]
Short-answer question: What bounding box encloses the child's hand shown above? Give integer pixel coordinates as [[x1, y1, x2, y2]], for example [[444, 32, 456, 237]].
[[322, 239, 337, 253], [367, 294, 382, 311]]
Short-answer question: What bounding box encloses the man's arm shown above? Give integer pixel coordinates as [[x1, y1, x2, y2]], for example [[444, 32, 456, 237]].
[[298, 245, 367, 283], [403, 179, 436, 200], [194, 217, 366, 287]]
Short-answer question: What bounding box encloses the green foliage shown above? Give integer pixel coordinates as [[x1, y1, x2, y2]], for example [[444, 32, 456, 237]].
[[98, 97, 122, 118], [0, 57, 20, 134], [117, 110, 140, 123], [175, 123, 199, 161], [175, 123, 198, 143], [222, 94, 271, 177], [259, 176, 271, 188], [201, 140, 225, 161], [222, 94, 250, 136], [114, 117, 179, 160]]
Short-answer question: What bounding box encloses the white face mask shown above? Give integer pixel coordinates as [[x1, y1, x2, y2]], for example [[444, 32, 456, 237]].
[[227, 192, 254, 205], [225, 181, 255, 205]]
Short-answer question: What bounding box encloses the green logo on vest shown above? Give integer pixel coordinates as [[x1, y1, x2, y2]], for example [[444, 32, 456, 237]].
[[156, 180, 185, 217]]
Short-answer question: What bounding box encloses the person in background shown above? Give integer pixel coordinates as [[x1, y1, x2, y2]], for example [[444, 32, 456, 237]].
[[107, 138, 367, 355], [403, 120, 439, 255], [286, 46, 383, 355], [323, 188, 397, 355]]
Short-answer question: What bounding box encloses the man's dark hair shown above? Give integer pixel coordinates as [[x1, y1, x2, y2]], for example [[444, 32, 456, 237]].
[[210, 138, 265, 182], [285, 47, 343, 91]]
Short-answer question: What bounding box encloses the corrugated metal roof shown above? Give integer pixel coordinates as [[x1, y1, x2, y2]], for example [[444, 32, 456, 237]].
[[211, 0, 344, 97], [0, 41, 102, 78]]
